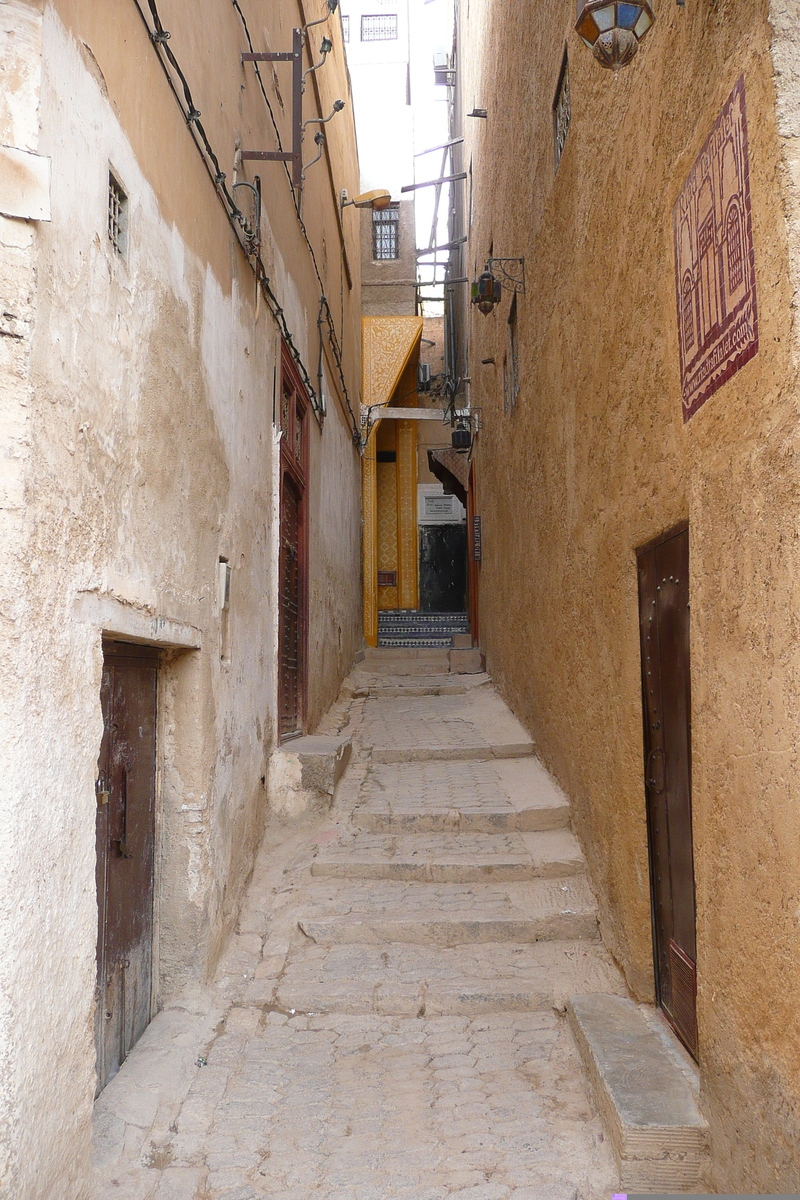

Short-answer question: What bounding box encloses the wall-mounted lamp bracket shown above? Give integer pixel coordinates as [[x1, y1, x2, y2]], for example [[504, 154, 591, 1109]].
[[240, 28, 303, 188], [487, 257, 526, 293]]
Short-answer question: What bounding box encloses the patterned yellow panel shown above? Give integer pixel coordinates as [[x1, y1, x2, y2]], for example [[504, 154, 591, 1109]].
[[376, 456, 399, 611], [362, 426, 378, 646], [362, 316, 424, 410], [396, 419, 419, 611]]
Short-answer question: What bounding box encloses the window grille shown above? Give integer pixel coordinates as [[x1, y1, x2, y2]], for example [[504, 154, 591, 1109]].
[[108, 171, 128, 258], [726, 204, 743, 292], [341, 14, 350, 41], [361, 13, 398, 40], [553, 50, 571, 175], [372, 204, 400, 260]]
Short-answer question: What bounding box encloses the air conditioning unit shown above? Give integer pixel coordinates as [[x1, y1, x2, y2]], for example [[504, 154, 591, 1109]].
[[433, 51, 455, 87]]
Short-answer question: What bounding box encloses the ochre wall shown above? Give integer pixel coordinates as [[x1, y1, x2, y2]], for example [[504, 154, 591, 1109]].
[[462, 0, 800, 1189]]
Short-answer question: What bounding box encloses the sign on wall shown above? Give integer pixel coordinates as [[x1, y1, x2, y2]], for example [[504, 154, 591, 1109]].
[[673, 75, 758, 422]]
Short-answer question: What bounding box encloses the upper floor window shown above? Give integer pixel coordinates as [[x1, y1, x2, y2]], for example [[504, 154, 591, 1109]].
[[373, 204, 400, 259], [341, 14, 350, 41], [507, 294, 520, 413], [553, 49, 571, 175], [361, 13, 398, 40], [108, 170, 128, 258]]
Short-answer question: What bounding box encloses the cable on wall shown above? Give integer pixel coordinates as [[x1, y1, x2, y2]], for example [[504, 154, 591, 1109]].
[[231, 0, 361, 444], [130, 0, 361, 445]]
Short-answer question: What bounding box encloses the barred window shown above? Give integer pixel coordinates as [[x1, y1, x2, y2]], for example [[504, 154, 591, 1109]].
[[361, 13, 398, 40], [341, 14, 350, 41], [372, 204, 399, 260], [108, 170, 128, 258]]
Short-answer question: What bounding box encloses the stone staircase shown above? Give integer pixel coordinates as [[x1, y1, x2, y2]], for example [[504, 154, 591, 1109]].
[[282, 657, 626, 1018], [280, 652, 711, 1191], [377, 609, 469, 648]]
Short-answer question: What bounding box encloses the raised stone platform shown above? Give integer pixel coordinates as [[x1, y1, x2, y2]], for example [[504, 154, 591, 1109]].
[[567, 994, 708, 1192], [268, 733, 352, 817]]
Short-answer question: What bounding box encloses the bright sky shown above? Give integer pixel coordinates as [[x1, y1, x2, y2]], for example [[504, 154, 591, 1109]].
[[409, 0, 453, 310]]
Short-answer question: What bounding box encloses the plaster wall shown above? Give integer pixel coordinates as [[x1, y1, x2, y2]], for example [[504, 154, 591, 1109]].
[[361, 200, 417, 316], [0, 0, 362, 1194], [460, 0, 800, 1189]]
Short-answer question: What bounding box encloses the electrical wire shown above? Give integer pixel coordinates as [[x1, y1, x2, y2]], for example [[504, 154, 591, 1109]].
[[130, 0, 361, 444], [231, 0, 361, 443]]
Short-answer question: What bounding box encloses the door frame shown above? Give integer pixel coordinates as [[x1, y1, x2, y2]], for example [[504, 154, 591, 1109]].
[[278, 342, 309, 741], [636, 520, 697, 1054]]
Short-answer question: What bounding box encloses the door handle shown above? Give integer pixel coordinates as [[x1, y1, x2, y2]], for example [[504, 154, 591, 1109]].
[[647, 748, 665, 793]]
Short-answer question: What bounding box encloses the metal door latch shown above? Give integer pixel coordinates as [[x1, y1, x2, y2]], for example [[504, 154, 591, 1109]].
[[113, 839, 133, 859]]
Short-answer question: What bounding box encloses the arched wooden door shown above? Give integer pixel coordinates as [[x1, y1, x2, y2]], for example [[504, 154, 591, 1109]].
[[278, 346, 308, 741]]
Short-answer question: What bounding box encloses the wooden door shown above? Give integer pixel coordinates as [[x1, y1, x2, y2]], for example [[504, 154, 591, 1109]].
[[637, 525, 698, 1059], [279, 472, 302, 739], [95, 642, 158, 1093], [278, 346, 308, 742]]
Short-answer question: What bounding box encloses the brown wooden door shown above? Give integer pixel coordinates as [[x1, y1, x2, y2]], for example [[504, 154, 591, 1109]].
[[279, 472, 302, 739], [95, 642, 158, 1093], [278, 345, 308, 742], [637, 525, 698, 1059]]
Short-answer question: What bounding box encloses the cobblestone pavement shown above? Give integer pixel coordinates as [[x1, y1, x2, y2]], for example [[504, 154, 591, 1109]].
[[92, 656, 626, 1199]]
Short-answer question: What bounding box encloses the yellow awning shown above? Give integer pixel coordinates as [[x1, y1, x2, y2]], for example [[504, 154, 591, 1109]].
[[362, 315, 424, 410]]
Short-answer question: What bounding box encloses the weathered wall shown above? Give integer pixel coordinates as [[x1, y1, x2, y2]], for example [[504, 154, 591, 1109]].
[[361, 199, 417, 315], [462, 0, 800, 1189], [0, 0, 362, 1194]]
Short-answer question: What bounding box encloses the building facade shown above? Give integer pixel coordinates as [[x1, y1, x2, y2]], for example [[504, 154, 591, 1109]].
[[0, 0, 363, 1193], [448, 0, 800, 1190]]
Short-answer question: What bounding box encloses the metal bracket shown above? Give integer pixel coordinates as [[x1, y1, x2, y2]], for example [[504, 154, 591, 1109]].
[[487, 258, 525, 293], [240, 28, 304, 188]]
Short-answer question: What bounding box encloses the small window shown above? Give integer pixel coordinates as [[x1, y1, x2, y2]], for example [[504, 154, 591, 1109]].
[[361, 13, 398, 40], [507, 294, 520, 413], [341, 14, 350, 41], [107, 170, 128, 258], [373, 204, 400, 260], [553, 49, 571, 175]]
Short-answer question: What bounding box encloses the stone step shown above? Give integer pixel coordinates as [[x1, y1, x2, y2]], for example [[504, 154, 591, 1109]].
[[354, 757, 571, 833], [378, 636, 454, 648], [271, 939, 627, 1017], [370, 742, 534, 763], [567, 994, 709, 1193], [362, 647, 451, 675], [311, 830, 584, 883], [298, 876, 599, 947]]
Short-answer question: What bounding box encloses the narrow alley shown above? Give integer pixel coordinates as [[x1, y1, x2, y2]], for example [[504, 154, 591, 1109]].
[[92, 651, 703, 1200], [4, 0, 800, 1194]]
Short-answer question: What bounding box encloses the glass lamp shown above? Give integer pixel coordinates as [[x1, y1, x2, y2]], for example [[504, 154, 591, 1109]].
[[575, 0, 655, 70], [471, 269, 502, 316]]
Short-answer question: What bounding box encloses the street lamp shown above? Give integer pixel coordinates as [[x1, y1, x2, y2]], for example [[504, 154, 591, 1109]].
[[340, 188, 392, 211], [575, 1, 655, 71]]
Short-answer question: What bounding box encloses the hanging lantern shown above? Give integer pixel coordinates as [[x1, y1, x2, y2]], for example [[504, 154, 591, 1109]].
[[575, 1, 655, 71], [471, 269, 502, 316], [452, 420, 472, 453]]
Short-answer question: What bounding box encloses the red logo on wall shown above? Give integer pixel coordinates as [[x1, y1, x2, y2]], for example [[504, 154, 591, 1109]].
[[673, 75, 758, 422]]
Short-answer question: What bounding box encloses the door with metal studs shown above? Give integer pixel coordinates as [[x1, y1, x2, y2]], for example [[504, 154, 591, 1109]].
[[637, 525, 698, 1059], [95, 641, 158, 1094]]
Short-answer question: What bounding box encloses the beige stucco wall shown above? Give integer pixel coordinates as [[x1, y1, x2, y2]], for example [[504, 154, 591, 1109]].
[[0, 0, 362, 1194], [462, 0, 800, 1190]]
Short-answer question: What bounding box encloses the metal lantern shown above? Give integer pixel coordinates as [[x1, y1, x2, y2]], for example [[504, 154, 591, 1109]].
[[452, 421, 472, 453], [471, 269, 502, 316], [575, 0, 655, 71]]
